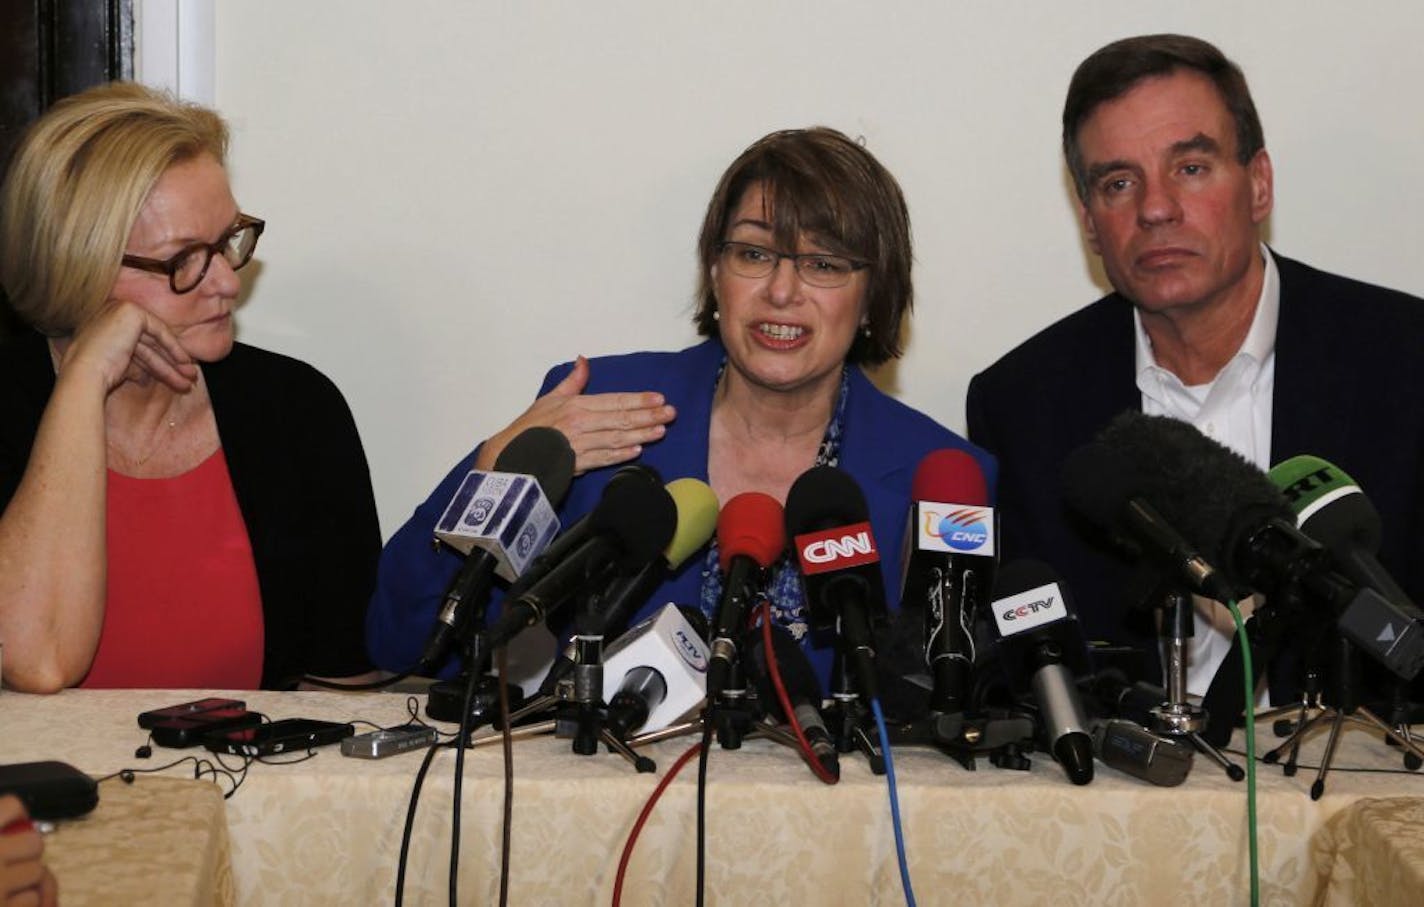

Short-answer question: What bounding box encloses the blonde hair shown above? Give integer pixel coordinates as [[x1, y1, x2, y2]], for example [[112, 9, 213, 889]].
[[0, 81, 229, 335]]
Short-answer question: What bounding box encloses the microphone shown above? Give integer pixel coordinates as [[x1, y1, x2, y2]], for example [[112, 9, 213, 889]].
[[1269, 456, 1424, 679], [538, 478, 719, 696], [899, 449, 996, 714], [786, 465, 887, 702], [1077, 669, 1191, 784], [419, 427, 574, 673], [1079, 668, 1167, 728], [990, 559, 1095, 784], [706, 492, 786, 700], [587, 478, 720, 637], [1062, 431, 1235, 604], [1091, 719, 1193, 786], [749, 620, 839, 778], [1071, 413, 1309, 601], [483, 467, 678, 651], [604, 667, 667, 740], [601, 604, 711, 735], [1076, 413, 1423, 682], [504, 464, 663, 602]]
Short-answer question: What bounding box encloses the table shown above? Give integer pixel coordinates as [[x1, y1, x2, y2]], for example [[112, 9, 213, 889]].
[[1313, 796, 1424, 907], [2, 689, 1421, 905], [13, 772, 233, 906]]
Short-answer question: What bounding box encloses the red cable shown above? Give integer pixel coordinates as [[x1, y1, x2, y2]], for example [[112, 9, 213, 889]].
[[611, 740, 703, 907], [757, 601, 839, 785], [613, 601, 836, 903]]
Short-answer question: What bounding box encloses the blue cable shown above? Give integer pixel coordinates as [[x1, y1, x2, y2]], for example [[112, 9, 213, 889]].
[[871, 698, 917, 907]]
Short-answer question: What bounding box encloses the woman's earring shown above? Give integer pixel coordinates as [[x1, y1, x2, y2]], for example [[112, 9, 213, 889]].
[[861, 322, 871, 338], [712, 308, 720, 322]]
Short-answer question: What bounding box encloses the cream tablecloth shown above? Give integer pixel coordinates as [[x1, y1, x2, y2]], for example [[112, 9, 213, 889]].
[[18, 773, 233, 906], [1, 688, 1420, 905], [1312, 796, 1424, 906]]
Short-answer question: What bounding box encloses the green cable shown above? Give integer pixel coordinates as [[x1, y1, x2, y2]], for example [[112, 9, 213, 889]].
[[1226, 599, 1259, 907]]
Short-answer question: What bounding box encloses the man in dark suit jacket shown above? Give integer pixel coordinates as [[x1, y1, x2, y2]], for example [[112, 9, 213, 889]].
[[966, 34, 1424, 701]]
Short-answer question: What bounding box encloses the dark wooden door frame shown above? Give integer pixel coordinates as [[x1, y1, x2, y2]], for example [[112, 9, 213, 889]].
[[0, 0, 133, 330]]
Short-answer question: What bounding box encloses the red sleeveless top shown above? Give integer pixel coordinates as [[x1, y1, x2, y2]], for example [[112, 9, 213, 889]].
[[80, 449, 264, 689]]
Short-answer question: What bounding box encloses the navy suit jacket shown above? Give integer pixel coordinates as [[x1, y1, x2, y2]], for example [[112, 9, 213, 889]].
[[369, 338, 996, 687], [966, 253, 1424, 688]]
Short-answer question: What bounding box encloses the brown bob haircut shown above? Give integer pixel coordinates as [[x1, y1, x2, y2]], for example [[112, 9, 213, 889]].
[[0, 81, 228, 336], [693, 126, 912, 366], [1062, 34, 1265, 201]]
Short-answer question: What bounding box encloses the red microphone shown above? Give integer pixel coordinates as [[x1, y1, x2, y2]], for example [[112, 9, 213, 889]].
[[901, 449, 996, 714], [707, 492, 786, 699], [912, 448, 989, 506]]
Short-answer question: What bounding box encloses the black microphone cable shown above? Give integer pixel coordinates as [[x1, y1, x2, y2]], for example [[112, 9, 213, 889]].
[[695, 696, 717, 907], [496, 647, 514, 907], [694, 589, 758, 907], [446, 630, 519, 907], [393, 735, 457, 907]]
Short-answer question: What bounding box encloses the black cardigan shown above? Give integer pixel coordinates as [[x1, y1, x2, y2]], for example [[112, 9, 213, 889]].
[[0, 330, 381, 688]]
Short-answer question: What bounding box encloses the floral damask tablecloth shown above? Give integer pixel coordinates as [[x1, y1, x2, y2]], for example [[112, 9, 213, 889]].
[[2, 688, 1421, 905]]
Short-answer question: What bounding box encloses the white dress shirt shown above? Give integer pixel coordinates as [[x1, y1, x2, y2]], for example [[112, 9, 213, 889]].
[[1134, 245, 1279, 698]]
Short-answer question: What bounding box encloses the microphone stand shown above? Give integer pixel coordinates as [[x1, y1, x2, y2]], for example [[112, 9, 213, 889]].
[[1152, 587, 1245, 781], [820, 653, 885, 774], [1261, 634, 1424, 798], [622, 643, 824, 763], [1253, 662, 1326, 774], [880, 573, 1036, 771], [468, 589, 657, 773], [424, 569, 526, 726], [881, 705, 1036, 772], [625, 649, 786, 751], [1385, 681, 1424, 771], [624, 692, 806, 759], [427, 652, 528, 726]]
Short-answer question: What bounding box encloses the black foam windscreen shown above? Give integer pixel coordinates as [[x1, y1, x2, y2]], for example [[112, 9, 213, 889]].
[[1061, 440, 1146, 540], [992, 558, 1062, 602], [589, 473, 678, 567], [784, 465, 870, 535], [1082, 412, 1295, 572], [493, 426, 576, 507]]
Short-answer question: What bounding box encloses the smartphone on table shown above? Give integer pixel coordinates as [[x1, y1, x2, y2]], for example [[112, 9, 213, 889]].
[[204, 719, 355, 757], [137, 698, 245, 729], [149, 707, 264, 748]]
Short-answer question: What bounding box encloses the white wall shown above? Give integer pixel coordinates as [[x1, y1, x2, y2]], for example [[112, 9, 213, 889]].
[[193, 2, 1424, 537]]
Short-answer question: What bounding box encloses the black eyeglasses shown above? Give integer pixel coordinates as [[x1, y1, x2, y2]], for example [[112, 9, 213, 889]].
[[717, 241, 869, 288], [121, 213, 265, 294]]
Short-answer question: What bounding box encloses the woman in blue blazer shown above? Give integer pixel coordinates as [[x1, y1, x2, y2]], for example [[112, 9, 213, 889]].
[[369, 127, 995, 688]]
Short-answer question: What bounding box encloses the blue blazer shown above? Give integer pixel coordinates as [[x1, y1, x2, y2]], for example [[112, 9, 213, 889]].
[[369, 338, 997, 687], [966, 253, 1424, 694]]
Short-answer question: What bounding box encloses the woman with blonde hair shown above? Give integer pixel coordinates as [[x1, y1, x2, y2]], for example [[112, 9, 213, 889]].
[[0, 82, 380, 692]]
